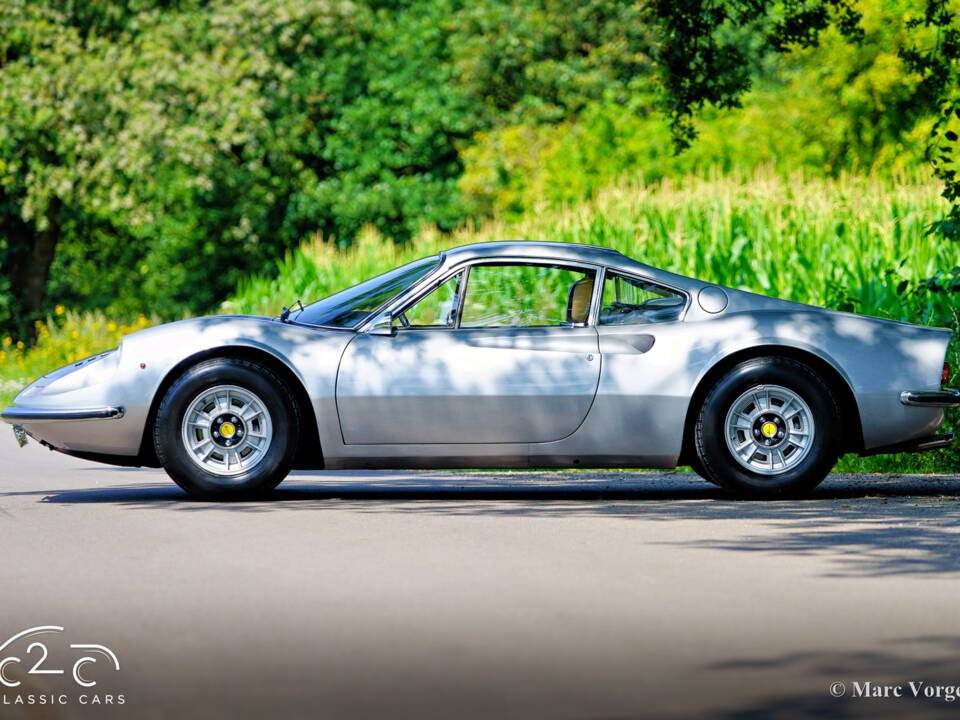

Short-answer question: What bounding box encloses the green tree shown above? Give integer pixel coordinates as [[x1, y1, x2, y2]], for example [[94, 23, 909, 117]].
[[459, 2, 938, 215], [0, 0, 657, 339], [0, 1, 305, 333], [650, 0, 959, 240]]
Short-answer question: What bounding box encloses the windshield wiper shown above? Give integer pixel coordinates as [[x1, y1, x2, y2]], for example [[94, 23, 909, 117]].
[[280, 299, 304, 323]]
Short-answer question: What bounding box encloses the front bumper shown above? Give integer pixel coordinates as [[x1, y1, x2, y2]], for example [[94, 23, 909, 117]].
[[900, 388, 960, 408], [1, 406, 125, 422]]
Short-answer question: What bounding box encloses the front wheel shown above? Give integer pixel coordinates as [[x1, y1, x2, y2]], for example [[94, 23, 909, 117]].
[[154, 358, 300, 498], [694, 357, 842, 498]]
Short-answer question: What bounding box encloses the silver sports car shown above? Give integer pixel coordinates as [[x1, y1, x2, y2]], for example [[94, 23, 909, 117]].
[[4, 241, 958, 498]]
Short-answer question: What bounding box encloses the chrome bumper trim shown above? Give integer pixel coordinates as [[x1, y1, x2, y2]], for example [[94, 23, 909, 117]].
[[899, 389, 960, 408], [1, 406, 125, 423]]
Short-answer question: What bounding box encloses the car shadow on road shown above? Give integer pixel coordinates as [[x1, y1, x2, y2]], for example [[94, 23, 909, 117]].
[[6, 471, 960, 578]]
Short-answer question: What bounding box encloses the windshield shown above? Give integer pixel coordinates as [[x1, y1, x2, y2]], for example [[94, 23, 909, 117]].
[[292, 255, 441, 329]]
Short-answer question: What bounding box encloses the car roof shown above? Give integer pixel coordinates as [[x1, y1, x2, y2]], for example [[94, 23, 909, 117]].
[[441, 241, 629, 266]]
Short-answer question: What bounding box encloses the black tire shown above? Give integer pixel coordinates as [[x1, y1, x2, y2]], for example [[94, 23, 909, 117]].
[[694, 357, 841, 498], [685, 456, 715, 484], [154, 358, 300, 498]]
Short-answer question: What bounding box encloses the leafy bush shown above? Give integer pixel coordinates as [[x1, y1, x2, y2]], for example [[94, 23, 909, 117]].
[[0, 0, 653, 339], [459, 2, 935, 217]]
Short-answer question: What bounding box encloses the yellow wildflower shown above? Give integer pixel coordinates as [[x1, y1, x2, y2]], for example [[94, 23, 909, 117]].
[[107, 321, 117, 332], [2, 337, 10, 347], [16, 341, 24, 350], [55, 305, 65, 316]]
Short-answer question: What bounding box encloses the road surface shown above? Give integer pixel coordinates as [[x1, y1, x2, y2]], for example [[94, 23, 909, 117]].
[[2, 432, 960, 719]]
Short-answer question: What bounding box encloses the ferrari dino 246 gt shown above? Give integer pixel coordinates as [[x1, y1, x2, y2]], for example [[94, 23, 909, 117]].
[[4, 242, 958, 498]]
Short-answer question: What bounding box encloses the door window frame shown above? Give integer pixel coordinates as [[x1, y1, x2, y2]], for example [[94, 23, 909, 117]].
[[379, 257, 606, 331], [391, 268, 468, 329]]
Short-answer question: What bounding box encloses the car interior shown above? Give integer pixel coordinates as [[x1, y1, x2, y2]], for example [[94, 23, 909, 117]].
[[598, 272, 685, 325]]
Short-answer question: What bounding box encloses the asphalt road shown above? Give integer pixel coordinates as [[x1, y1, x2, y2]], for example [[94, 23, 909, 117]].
[[2, 432, 960, 720]]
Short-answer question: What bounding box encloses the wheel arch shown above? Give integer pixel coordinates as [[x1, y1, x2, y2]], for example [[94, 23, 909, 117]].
[[678, 345, 863, 466], [137, 345, 323, 469]]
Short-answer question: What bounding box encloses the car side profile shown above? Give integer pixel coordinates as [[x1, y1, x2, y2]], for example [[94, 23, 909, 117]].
[[3, 241, 958, 498]]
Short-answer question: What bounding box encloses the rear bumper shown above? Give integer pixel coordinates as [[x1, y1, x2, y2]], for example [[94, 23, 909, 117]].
[[899, 389, 960, 408], [1, 406, 125, 422]]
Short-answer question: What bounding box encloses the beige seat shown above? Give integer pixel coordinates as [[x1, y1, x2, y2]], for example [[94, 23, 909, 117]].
[[566, 277, 594, 324]]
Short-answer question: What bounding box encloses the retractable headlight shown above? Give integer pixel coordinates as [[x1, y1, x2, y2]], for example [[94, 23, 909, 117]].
[[27, 348, 121, 396]]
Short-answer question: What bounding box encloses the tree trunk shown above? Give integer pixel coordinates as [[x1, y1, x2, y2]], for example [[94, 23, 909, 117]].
[[6, 200, 61, 336]]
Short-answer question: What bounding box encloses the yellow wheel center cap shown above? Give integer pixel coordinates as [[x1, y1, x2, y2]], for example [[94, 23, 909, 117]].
[[220, 422, 236, 438], [761, 421, 777, 438]]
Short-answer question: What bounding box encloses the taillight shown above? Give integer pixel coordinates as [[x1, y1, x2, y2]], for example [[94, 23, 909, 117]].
[[944, 362, 951, 386]]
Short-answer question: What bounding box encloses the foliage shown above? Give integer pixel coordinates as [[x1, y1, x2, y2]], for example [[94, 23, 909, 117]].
[[0, 0, 305, 333], [460, 2, 937, 216], [650, 0, 959, 243], [650, 0, 864, 150], [0, 0, 654, 340]]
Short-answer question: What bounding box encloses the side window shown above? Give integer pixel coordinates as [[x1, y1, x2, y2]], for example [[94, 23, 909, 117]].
[[395, 271, 463, 328], [460, 263, 596, 328], [598, 272, 686, 325]]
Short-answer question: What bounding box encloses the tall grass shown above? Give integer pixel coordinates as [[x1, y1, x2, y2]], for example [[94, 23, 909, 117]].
[[228, 167, 954, 325]]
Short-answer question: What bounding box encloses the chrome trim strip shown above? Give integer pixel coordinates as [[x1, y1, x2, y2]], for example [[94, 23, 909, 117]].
[[899, 389, 960, 408], [1, 406, 125, 423]]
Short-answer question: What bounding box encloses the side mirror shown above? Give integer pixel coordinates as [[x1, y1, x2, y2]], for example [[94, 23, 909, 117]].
[[368, 312, 396, 336]]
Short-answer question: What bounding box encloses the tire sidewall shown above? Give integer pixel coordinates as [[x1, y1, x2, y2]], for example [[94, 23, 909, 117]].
[[155, 359, 298, 496], [697, 358, 841, 496]]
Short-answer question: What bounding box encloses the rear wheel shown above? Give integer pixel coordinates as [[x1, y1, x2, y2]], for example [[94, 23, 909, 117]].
[[154, 358, 300, 498], [694, 357, 841, 498]]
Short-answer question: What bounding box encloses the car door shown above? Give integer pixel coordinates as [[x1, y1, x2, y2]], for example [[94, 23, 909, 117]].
[[335, 262, 601, 444]]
